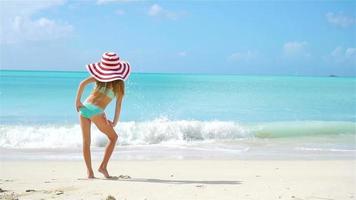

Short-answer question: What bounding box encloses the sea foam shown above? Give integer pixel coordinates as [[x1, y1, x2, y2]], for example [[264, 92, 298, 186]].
[[0, 119, 355, 149]]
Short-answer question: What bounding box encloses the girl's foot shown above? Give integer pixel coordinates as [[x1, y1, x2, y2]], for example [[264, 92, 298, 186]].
[[98, 168, 111, 178], [88, 169, 95, 179]]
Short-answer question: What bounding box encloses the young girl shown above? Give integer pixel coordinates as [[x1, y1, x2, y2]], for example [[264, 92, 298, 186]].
[[75, 52, 131, 179]]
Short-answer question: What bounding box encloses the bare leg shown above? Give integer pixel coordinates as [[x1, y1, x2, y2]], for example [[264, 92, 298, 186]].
[[79, 115, 94, 178], [91, 113, 118, 178]]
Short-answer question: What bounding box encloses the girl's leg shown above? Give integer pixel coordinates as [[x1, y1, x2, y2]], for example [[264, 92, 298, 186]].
[[90, 113, 118, 178], [79, 115, 94, 178]]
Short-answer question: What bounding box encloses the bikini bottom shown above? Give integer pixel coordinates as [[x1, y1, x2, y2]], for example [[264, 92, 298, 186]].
[[79, 102, 104, 119]]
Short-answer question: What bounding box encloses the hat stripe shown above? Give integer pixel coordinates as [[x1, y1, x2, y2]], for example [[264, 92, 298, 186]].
[[102, 54, 119, 60], [101, 60, 121, 66], [122, 63, 130, 80], [94, 63, 124, 75], [88, 67, 120, 82], [99, 62, 122, 70], [98, 62, 123, 72], [102, 57, 120, 62], [105, 52, 116, 56], [125, 63, 131, 79], [93, 63, 127, 76], [88, 64, 129, 81]]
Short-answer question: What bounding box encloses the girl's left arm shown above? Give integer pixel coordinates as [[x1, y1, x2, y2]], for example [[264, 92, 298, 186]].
[[75, 76, 96, 112], [111, 94, 124, 127]]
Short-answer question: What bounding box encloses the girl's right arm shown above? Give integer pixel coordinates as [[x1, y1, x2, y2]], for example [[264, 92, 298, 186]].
[[75, 76, 96, 112]]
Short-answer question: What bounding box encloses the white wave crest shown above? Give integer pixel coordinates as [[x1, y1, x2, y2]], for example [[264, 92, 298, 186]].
[[1, 119, 354, 149], [0, 118, 250, 149]]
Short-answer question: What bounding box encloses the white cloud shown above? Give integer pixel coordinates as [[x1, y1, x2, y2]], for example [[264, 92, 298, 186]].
[[228, 50, 258, 62], [329, 46, 356, 64], [0, 0, 65, 16], [283, 41, 310, 58], [326, 12, 355, 28], [12, 17, 72, 42], [0, 0, 73, 44], [115, 9, 126, 15], [148, 4, 185, 20], [148, 4, 162, 16], [178, 51, 187, 57], [97, 0, 134, 5]]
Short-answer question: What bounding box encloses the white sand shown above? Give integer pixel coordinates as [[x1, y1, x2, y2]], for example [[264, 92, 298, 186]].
[[0, 160, 355, 200]]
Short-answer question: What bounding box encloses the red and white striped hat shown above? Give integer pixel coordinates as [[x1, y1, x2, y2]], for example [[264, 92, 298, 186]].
[[86, 52, 131, 82]]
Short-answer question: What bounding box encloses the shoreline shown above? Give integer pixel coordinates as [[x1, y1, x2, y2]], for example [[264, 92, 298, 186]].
[[1, 146, 355, 161], [1, 160, 355, 200]]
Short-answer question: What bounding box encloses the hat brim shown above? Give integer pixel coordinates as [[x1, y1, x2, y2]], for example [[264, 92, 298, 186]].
[[86, 61, 131, 82]]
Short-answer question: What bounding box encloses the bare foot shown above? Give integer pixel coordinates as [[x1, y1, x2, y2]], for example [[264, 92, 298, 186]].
[[88, 170, 95, 179], [98, 168, 112, 178]]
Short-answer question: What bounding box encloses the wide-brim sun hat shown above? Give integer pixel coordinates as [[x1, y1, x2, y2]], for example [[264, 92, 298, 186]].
[[86, 52, 131, 82]]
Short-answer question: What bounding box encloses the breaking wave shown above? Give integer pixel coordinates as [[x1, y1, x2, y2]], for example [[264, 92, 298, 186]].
[[0, 118, 355, 149]]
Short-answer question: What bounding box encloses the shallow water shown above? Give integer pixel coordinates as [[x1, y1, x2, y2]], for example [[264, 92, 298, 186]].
[[0, 70, 355, 159]]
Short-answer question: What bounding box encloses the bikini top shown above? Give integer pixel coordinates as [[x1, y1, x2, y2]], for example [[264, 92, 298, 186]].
[[96, 87, 115, 99], [85, 88, 115, 103]]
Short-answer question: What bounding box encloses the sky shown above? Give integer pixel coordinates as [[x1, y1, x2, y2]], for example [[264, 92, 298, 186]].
[[0, 0, 355, 76]]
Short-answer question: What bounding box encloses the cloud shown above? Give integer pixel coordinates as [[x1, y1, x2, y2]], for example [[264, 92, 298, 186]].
[[178, 51, 187, 57], [115, 9, 126, 15], [148, 4, 162, 16], [148, 4, 185, 20], [12, 17, 72, 42], [283, 41, 310, 58], [0, 0, 73, 44], [326, 12, 355, 28], [0, 0, 65, 16], [96, 0, 133, 5], [228, 50, 258, 62], [329, 46, 356, 65]]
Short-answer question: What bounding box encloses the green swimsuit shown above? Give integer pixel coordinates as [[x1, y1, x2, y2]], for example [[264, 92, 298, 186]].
[[79, 87, 115, 119]]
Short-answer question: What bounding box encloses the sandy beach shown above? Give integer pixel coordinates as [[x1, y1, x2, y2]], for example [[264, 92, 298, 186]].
[[0, 159, 355, 200]]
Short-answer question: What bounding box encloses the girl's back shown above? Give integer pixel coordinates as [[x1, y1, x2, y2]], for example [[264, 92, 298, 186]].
[[85, 86, 116, 110]]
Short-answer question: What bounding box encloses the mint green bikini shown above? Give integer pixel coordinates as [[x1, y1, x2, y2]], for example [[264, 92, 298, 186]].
[[79, 87, 115, 119]]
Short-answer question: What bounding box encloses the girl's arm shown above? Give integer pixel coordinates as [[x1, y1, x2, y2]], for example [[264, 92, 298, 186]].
[[75, 76, 96, 112], [112, 94, 124, 127]]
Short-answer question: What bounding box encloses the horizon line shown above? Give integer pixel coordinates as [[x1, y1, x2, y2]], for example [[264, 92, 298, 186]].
[[0, 68, 354, 78]]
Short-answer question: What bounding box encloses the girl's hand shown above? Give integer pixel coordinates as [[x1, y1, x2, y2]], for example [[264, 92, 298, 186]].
[[76, 101, 84, 112], [107, 120, 115, 127]]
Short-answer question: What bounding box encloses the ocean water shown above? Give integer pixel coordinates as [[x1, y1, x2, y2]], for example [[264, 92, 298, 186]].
[[0, 70, 355, 160]]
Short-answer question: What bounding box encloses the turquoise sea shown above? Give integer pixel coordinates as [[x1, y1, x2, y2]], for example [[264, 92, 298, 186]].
[[0, 70, 355, 160]]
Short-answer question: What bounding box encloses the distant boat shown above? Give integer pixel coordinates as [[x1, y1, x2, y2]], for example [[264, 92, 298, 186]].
[[329, 75, 338, 77]]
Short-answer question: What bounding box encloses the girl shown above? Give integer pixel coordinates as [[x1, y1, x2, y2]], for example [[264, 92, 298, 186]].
[[75, 52, 131, 179]]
